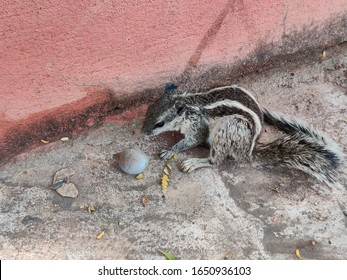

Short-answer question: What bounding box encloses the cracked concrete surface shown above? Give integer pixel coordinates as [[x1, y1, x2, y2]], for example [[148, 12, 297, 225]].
[[0, 43, 346, 260]]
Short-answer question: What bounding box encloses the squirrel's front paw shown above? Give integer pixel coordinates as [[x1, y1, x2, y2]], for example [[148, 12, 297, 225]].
[[159, 149, 176, 160]]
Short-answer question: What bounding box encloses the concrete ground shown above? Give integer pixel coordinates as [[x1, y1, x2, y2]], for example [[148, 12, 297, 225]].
[[0, 43, 346, 260]]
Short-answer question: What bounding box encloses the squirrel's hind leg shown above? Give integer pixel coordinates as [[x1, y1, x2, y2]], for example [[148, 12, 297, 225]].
[[181, 116, 253, 172], [180, 158, 212, 173]]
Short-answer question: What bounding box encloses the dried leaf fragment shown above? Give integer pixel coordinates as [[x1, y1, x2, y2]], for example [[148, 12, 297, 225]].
[[87, 204, 95, 214], [159, 250, 177, 260], [319, 216, 328, 221], [96, 231, 105, 239], [295, 249, 301, 259], [141, 196, 149, 207], [41, 140, 49, 144], [270, 186, 280, 193], [322, 50, 326, 58], [224, 251, 233, 260]]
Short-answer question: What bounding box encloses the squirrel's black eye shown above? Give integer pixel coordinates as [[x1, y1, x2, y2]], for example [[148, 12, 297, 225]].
[[154, 121, 165, 128]]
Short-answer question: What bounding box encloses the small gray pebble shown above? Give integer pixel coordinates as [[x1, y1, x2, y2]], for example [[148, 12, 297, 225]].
[[114, 148, 149, 175]]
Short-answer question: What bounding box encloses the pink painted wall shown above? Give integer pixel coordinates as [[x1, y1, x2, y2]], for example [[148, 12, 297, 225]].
[[0, 0, 346, 160]]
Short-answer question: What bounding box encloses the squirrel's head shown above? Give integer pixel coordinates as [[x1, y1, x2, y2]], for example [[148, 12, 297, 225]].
[[142, 83, 187, 136]]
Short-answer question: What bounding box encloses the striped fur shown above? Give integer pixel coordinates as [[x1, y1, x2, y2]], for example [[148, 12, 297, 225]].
[[204, 100, 262, 157], [142, 84, 346, 186], [258, 109, 346, 186]]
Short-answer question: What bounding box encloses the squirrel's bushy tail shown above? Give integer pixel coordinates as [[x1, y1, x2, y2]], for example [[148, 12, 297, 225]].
[[257, 109, 346, 186]]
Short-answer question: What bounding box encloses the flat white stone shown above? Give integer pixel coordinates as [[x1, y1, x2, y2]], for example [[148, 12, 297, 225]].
[[55, 182, 78, 198]]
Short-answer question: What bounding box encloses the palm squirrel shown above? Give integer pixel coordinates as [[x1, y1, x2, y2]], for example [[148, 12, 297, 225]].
[[142, 83, 346, 186]]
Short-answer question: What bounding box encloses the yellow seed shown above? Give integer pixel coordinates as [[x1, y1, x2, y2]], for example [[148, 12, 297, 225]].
[[161, 179, 168, 186], [41, 140, 49, 144], [172, 154, 177, 159], [161, 183, 169, 193], [166, 163, 172, 170], [96, 231, 105, 239], [161, 181, 168, 187], [295, 249, 301, 259], [161, 172, 169, 190], [136, 173, 144, 180], [163, 167, 170, 175], [161, 183, 168, 193], [161, 179, 168, 187], [162, 174, 169, 182]]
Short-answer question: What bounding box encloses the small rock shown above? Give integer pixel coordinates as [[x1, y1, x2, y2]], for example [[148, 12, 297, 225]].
[[21, 215, 43, 225], [55, 182, 78, 198], [53, 168, 76, 183], [52, 168, 78, 198], [85, 118, 95, 127], [114, 148, 149, 175]]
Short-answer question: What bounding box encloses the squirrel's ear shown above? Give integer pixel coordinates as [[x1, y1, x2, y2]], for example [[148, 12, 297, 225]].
[[164, 82, 178, 94], [175, 102, 186, 116]]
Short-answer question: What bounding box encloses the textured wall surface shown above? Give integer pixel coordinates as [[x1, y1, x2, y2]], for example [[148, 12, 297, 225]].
[[0, 0, 346, 160]]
